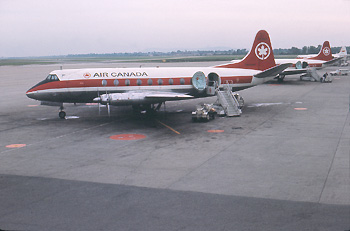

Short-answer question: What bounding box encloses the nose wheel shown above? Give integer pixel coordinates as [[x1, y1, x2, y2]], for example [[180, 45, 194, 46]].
[[59, 106, 66, 119]]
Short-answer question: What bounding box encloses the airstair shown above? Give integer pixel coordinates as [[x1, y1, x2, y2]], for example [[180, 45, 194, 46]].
[[215, 84, 242, 117]]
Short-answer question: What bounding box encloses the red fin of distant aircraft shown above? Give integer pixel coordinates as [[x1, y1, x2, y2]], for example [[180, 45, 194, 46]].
[[215, 30, 276, 71], [307, 41, 333, 61]]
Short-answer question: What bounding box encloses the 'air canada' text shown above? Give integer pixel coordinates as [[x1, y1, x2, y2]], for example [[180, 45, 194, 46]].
[[93, 72, 148, 78]]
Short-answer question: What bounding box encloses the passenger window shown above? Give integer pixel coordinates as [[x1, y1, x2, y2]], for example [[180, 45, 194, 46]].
[[169, 78, 173, 85], [125, 79, 130, 86], [148, 79, 153, 85], [158, 79, 163, 85], [180, 78, 185, 85], [137, 79, 142, 86]]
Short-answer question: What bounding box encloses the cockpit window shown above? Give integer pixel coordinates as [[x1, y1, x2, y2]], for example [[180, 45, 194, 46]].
[[46, 74, 59, 81]]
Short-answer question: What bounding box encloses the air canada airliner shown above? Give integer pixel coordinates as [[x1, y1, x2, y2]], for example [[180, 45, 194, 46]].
[[333, 46, 348, 60], [26, 30, 290, 119], [274, 41, 343, 81]]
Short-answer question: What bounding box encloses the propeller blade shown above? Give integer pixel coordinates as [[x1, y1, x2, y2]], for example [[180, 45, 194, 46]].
[[98, 91, 101, 116]]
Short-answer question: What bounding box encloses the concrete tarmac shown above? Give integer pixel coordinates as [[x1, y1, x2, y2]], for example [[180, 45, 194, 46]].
[[0, 62, 349, 231]]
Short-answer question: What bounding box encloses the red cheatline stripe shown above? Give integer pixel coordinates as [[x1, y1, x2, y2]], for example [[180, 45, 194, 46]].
[[27, 76, 253, 92]]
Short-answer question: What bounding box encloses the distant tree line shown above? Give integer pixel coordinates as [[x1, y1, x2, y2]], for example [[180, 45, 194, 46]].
[[65, 46, 349, 58], [274, 46, 348, 55], [66, 49, 249, 58]]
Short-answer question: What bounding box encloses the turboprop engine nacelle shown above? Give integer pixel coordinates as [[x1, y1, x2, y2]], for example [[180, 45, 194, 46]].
[[94, 93, 147, 105]]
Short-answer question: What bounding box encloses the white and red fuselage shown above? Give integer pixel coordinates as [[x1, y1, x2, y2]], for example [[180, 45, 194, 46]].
[[26, 30, 289, 107], [26, 67, 268, 104], [276, 41, 334, 69]]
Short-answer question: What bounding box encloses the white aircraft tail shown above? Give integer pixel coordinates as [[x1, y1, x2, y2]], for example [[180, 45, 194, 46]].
[[337, 46, 347, 56]]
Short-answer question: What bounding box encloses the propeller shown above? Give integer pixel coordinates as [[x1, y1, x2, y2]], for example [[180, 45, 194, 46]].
[[94, 92, 111, 117], [106, 92, 111, 117], [97, 91, 101, 116]]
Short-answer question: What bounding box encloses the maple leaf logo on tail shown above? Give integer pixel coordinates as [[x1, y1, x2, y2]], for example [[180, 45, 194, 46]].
[[323, 47, 330, 56], [255, 42, 271, 60]]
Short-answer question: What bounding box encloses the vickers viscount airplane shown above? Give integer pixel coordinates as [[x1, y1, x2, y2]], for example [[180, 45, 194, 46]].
[[297, 45, 348, 61], [26, 30, 290, 119], [275, 41, 343, 81], [296, 41, 334, 61]]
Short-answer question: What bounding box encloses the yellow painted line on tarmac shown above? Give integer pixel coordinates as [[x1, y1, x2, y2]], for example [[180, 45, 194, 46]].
[[208, 130, 225, 133], [6, 144, 27, 148], [156, 119, 181, 135]]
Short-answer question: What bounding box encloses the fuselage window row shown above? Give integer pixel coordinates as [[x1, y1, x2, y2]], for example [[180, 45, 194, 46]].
[[100, 78, 186, 86]]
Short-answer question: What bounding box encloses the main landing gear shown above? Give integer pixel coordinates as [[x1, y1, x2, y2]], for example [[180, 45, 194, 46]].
[[277, 74, 285, 83], [59, 106, 66, 119], [132, 103, 164, 115]]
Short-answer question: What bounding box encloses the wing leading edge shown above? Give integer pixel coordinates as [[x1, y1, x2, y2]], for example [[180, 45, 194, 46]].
[[94, 92, 194, 106]]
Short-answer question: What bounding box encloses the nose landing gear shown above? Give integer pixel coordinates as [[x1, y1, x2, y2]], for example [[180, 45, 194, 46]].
[[59, 106, 66, 119]]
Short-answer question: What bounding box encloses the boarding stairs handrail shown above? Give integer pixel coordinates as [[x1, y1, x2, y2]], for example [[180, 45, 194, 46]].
[[216, 83, 241, 117]]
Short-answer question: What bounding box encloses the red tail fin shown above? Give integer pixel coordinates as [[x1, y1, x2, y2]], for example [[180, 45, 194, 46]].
[[216, 30, 276, 71], [307, 41, 332, 61]]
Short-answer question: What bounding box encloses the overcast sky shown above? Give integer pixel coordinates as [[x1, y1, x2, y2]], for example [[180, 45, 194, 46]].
[[1, 0, 349, 57]]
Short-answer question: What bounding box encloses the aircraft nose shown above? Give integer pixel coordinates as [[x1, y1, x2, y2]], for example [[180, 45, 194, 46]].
[[26, 87, 38, 100], [26, 90, 35, 99]]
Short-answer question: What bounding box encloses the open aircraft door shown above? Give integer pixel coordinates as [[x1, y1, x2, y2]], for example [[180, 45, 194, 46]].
[[206, 72, 220, 95]]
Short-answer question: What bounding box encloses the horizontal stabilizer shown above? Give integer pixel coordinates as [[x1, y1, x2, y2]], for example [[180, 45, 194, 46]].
[[254, 63, 291, 78], [323, 57, 343, 65]]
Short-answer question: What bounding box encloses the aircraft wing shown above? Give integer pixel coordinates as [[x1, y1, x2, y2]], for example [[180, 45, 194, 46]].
[[281, 68, 308, 76], [94, 91, 194, 106], [254, 63, 292, 78], [323, 57, 343, 65], [144, 92, 194, 100]]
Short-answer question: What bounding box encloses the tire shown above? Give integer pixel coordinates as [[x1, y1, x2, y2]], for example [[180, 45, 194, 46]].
[[59, 111, 66, 119]]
